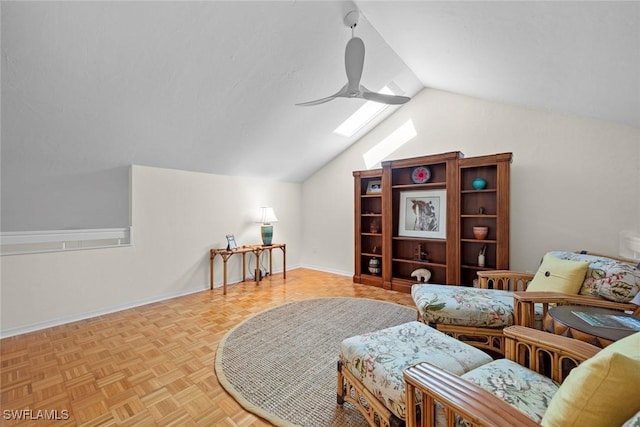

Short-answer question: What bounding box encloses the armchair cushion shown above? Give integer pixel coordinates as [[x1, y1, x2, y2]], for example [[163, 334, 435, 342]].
[[339, 321, 492, 420], [461, 358, 559, 424], [526, 253, 589, 294], [549, 251, 640, 303], [412, 284, 516, 328], [623, 410, 640, 427], [541, 332, 640, 427]]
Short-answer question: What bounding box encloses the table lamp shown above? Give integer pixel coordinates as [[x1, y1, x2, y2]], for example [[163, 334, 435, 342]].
[[255, 207, 278, 246]]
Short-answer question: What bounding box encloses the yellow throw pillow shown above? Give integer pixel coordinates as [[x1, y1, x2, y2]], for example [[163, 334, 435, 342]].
[[541, 333, 640, 427], [597, 330, 640, 358], [526, 254, 589, 293]]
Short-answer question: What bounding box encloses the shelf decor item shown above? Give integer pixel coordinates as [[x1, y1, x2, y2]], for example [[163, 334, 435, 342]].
[[225, 234, 238, 251], [411, 268, 431, 283], [366, 180, 382, 194], [411, 166, 431, 184], [478, 245, 487, 267], [368, 257, 381, 275], [398, 190, 447, 239], [472, 177, 487, 190], [473, 226, 489, 240], [414, 244, 429, 261]]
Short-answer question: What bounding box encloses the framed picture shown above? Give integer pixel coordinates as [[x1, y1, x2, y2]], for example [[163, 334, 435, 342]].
[[398, 190, 447, 239], [226, 234, 238, 250], [366, 180, 382, 195]]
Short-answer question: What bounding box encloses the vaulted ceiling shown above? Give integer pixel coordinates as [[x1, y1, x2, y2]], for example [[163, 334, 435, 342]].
[[2, 1, 638, 188]]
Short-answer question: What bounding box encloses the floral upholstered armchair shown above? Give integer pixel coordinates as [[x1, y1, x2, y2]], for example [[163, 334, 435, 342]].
[[403, 327, 640, 427], [412, 251, 640, 355], [511, 251, 640, 328]]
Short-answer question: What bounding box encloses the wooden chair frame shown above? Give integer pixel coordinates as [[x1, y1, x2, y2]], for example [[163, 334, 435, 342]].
[[431, 251, 640, 355], [403, 326, 601, 427], [511, 251, 639, 327], [422, 271, 533, 356], [337, 360, 404, 427]]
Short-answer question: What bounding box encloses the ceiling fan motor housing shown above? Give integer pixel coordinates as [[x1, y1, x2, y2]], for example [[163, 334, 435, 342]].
[[343, 10, 359, 29]]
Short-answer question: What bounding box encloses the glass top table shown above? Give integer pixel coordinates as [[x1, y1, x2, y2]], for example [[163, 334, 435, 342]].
[[543, 305, 638, 347]]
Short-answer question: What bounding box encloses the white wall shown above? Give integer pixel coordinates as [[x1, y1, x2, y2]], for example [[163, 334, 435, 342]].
[[301, 89, 640, 275], [3, 89, 638, 336], [0, 165, 302, 336]]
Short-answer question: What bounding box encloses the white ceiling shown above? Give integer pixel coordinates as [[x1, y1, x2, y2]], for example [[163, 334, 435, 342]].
[[359, 1, 639, 129], [2, 1, 639, 191]]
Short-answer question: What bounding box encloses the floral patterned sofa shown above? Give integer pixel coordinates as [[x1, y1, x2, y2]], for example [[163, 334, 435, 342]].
[[412, 251, 640, 355], [404, 327, 640, 427], [337, 321, 492, 427]]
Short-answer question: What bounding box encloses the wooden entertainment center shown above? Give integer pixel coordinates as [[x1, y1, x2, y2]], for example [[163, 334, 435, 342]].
[[353, 151, 512, 293]]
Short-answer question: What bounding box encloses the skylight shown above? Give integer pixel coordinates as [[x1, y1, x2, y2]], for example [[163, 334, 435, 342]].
[[363, 119, 417, 169], [333, 87, 394, 137]]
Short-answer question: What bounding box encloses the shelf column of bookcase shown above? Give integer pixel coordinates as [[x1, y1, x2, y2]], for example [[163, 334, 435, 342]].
[[457, 153, 512, 285], [353, 170, 384, 286]]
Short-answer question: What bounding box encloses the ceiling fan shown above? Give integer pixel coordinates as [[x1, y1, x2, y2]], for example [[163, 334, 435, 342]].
[[296, 10, 410, 107]]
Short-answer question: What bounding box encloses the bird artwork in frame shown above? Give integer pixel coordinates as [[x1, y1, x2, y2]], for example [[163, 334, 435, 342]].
[[398, 190, 447, 239]]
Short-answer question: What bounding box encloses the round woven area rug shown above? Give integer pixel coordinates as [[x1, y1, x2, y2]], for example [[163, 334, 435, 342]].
[[215, 297, 415, 427]]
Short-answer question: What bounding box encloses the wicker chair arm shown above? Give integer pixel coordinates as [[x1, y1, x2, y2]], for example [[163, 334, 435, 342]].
[[513, 292, 635, 309], [512, 291, 639, 327], [504, 325, 601, 364], [403, 326, 602, 427], [403, 362, 539, 427], [476, 270, 534, 291]]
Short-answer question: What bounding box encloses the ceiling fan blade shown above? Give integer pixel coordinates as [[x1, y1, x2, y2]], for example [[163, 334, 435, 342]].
[[345, 37, 365, 92], [295, 96, 337, 106], [296, 84, 349, 106], [362, 91, 411, 105]]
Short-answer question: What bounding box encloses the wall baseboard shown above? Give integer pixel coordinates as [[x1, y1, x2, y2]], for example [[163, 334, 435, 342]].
[[0, 284, 207, 338], [0, 263, 316, 338], [300, 264, 352, 277]]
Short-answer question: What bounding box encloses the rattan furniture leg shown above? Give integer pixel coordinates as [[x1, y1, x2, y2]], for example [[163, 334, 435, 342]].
[[337, 360, 403, 427]]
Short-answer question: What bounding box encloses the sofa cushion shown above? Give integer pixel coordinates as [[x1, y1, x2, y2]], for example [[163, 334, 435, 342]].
[[541, 332, 640, 427], [622, 410, 640, 427], [339, 321, 492, 420], [412, 284, 518, 328], [526, 253, 589, 294], [549, 251, 640, 303], [461, 358, 559, 424]]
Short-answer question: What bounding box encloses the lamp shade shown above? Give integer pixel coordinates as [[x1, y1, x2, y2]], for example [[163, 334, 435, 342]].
[[255, 207, 278, 224]]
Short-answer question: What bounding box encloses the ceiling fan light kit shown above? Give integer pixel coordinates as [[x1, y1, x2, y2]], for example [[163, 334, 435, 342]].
[[296, 10, 411, 107]]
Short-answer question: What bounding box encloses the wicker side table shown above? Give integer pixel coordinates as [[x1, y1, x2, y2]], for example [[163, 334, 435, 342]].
[[543, 305, 636, 348]]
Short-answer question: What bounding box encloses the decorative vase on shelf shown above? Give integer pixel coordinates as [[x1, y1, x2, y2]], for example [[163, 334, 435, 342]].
[[472, 178, 487, 190], [368, 257, 381, 275], [473, 226, 489, 240]]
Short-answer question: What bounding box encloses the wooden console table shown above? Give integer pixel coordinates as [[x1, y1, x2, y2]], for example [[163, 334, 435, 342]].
[[209, 243, 286, 295]]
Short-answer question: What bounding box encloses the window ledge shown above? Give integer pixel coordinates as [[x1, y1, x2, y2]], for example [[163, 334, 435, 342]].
[[1, 227, 132, 255]]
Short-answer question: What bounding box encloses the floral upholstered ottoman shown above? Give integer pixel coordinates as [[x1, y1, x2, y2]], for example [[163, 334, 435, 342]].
[[411, 284, 542, 355], [412, 284, 516, 328], [337, 321, 492, 427]]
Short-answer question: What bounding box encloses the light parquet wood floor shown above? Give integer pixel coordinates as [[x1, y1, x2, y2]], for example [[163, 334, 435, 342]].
[[1, 269, 414, 426]]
